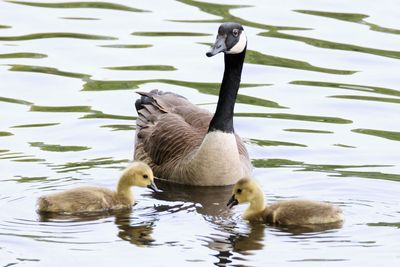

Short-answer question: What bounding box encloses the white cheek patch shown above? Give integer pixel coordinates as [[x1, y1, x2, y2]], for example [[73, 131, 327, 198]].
[[226, 32, 247, 54]]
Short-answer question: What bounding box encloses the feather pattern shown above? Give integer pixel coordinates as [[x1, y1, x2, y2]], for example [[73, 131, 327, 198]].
[[134, 90, 251, 186]]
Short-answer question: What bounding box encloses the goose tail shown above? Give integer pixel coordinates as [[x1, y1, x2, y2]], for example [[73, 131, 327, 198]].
[[135, 89, 187, 111]]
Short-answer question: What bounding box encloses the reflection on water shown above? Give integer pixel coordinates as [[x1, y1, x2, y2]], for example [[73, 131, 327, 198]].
[[152, 179, 234, 216], [8, 1, 148, 12], [1, 0, 400, 266], [294, 9, 400, 35], [0, 32, 117, 41], [260, 30, 400, 59]]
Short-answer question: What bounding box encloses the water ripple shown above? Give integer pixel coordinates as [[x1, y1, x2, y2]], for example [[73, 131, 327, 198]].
[[8, 64, 90, 79], [175, 0, 308, 31], [0, 32, 117, 41], [0, 52, 47, 59], [291, 80, 400, 98], [295, 10, 400, 35], [7, 1, 148, 12], [246, 50, 357, 75], [260, 31, 400, 60]]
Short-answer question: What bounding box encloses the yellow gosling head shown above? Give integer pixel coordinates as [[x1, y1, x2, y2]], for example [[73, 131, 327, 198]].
[[227, 177, 260, 208], [123, 161, 158, 191]]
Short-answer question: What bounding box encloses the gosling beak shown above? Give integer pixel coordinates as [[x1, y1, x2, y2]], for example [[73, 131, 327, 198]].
[[227, 194, 239, 209], [206, 34, 227, 57], [147, 180, 159, 192]]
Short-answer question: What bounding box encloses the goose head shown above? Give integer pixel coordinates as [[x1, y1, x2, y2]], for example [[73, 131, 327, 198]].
[[124, 162, 158, 191], [206, 22, 247, 57], [227, 177, 260, 208]]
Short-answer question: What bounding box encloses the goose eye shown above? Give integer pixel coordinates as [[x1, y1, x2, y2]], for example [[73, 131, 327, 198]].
[[143, 174, 148, 179], [232, 29, 239, 37], [236, 189, 242, 194]]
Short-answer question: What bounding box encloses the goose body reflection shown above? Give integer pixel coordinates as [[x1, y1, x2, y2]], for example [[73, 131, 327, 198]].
[[134, 22, 252, 186], [228, 178, 344, 228], [37, 162, 158, 213]]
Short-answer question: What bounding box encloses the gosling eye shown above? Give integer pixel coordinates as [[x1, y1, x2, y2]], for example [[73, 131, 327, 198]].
[[232, 29, 239, 37], [236, 188, 242, 194], [143, 174, 148, 179]]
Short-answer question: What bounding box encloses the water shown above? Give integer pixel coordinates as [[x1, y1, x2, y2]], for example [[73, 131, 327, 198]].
[[1, 0, 399, 266]]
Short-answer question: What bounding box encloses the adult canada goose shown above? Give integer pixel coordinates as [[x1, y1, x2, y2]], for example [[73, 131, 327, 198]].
[[227, 178, 344, 226], [134, 22, 252, 186], [37, 162, 158, 213]]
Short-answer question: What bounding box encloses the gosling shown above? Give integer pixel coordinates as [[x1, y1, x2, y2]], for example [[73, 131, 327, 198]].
[[227, 177, 343, 225], [37, 161, 158, 213]]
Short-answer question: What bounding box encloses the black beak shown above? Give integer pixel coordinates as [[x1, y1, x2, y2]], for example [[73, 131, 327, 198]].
[[227, 194, 239, 209], [206, 34, 227, 57], [147, 180, 160, 192]]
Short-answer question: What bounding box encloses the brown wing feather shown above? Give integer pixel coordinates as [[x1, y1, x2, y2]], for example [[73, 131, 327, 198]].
[[134, 90, 250, 180]]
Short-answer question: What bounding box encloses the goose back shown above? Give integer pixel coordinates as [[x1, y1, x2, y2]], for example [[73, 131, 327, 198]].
[[265, 200, 344, 225]]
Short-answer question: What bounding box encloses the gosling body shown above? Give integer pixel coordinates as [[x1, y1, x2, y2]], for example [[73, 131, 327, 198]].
[[37, 162, 157, 213], [228, 178, 343, 226]]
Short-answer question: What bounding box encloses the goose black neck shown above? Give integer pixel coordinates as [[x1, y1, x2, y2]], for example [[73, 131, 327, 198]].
[[208, 48, 246, 133]]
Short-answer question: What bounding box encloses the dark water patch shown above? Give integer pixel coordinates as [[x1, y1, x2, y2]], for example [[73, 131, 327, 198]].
[[8, 64, 90, 79], [295, 9, 368, 23], [368, 23, 400, 36], [253, 158, 398, 181], [30, 142, 91, 152], [249, 138, 307, 147], [295, 10, 400, 35], [0, 132, 13, 137], [333, 144, 356, 148], [82, 79, 281, 108], [329, 95, 400, 104], [105, 65, 177, 71], [5, 176, 48, 183], [246, 50, 356, 75], [260, 31, 400, 59], [352, 129, 400, 141], [7, 1, 148, 12], [0, 52, 47, 58], [12, 123, 59, 128], [252, 158, 304, 168], [13, 158, 46, 162], [132, 31, 210, 37], [0, 151, 18, 156], [0, 96, 32, 105], [330, 170, 400, 182], [80, 112, 136, 121], [99, 44, 152, 49], [175, 0, 307, 31], [0, 32, 116, 41], [60, 17, 100, 20], [235, 112, 352, 124], [51, 157, 129, 173], [0, 155, 31, 160], [291, 80, 400, 98], [367, 222, 400, 228], [284, 128, 334, 134], [0, 152, 35, 160], [30, 105, 92, 113], [100, 124, 135, 131], [236, 94, 284, 108]]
